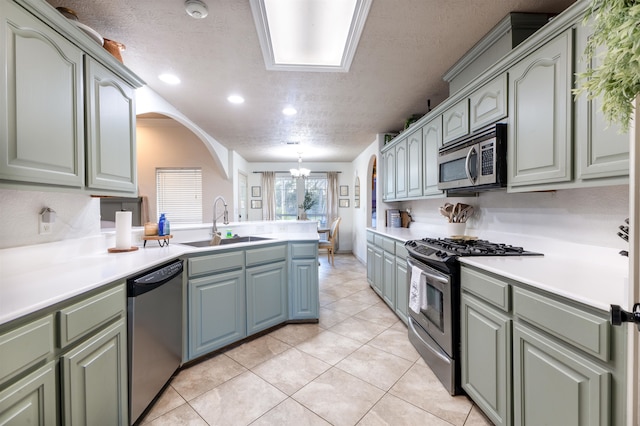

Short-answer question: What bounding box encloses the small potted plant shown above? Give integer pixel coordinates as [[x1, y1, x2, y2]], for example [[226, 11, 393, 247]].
[[298, 191, 317, 220]]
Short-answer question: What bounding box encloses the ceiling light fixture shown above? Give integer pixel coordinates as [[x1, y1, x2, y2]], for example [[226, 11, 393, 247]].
[[227, 95, 245, 104], [158, 73, 181, 84], [185, 0, 209, 19], [282, 107, 297, 116], [250, 0, 372, 72], [290, 154, 310, 179]]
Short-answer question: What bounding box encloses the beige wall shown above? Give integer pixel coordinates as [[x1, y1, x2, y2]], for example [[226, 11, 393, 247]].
[[137, 117, 232, 223]]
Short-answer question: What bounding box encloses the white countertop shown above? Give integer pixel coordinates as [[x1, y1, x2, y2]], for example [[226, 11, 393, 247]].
[[0, 230, 319, 326], [368, 225, 630, 312]]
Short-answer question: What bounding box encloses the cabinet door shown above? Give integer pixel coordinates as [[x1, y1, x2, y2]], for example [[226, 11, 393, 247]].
[[508, 30, 573, 189], [513, 323, 610, 426], [289, 258, 319, 320], [246, 261, 287, 335], [422, 116, 444, 196], [394, 255, 408, 324], [407, 130, 423, 197], [461, 294, 511, 426], [85, 57, 137, 193], [0, 1, 84, 187], [574, 24, 629, 181], [61, 319, 128, 426], [382, 148, 395, 201], [382, 251, 395, 308], [443, 99, 469, 143], [470, 73, 507, 131], [0, 361, 57, 425], [188, 269, 246, 359], [395, 139, 408, 199], [372, 247, 383, 296], [366, 244, 375, 285]]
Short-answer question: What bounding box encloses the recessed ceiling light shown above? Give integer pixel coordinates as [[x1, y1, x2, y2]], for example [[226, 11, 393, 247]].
[[250, 0, 372, 72], [282, 107, 297, 116], [159, 74, 181, 85], [227, 95, 245, 104]]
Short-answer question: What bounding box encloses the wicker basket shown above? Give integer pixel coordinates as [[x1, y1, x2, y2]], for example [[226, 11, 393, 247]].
[[103, 39, 126, 63]]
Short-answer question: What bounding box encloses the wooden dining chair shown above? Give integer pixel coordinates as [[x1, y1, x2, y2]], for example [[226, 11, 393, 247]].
[[318, 217, 341, 266]]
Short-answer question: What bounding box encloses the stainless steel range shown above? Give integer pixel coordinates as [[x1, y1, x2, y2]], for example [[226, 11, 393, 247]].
[[404, 237, 542, 395]]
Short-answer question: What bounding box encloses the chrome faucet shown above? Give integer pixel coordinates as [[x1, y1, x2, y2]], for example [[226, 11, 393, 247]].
[[212, 196, 229, 238]]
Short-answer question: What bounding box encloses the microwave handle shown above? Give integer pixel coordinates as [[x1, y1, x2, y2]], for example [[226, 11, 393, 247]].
[[465, 146, 477, 184]]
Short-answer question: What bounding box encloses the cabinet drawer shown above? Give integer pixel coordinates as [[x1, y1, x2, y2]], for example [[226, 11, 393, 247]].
[[513, 287, 610, 361], [58, 284, 125, 349], [0, 315, 54, 384], [381, 237, 395, 254], [373, 234, 385, 247], [395, 241, 408, 259], [246, 244, 287, 267], [290, 242, 318, 258], [461, 267, 510, 312], [188, 250, 244, 277], [366, 231, 374, 243]]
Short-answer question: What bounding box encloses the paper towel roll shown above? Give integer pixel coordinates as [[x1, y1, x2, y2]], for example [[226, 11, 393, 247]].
[[115, 211, 132, 249]]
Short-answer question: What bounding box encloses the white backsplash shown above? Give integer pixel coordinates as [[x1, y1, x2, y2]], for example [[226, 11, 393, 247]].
[[400, 185, 629, 250], [0, 189, 101, 249]]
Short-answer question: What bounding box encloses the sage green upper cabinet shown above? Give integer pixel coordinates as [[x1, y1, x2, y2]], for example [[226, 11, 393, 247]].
[[574, 23, 629, 182], [85, 57, 137, 193], [394, 138, 408, 199], [508, 29, 573, 190], [442, 98, 469, 143], [422, 115, 444, 197], [0, 0, 84, 188], [407, 129, 423, 198], [469, 74, 507, 131], [382, 147, 395, 201]]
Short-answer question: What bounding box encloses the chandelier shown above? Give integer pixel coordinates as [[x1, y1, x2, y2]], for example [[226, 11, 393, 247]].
[[290, 154, 310, 179]]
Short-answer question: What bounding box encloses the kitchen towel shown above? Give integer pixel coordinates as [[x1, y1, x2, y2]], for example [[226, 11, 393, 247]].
[[409, 265, 427, 314]]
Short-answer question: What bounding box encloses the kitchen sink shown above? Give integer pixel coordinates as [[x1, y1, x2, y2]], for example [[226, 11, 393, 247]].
[[181, 236, 273, 247]]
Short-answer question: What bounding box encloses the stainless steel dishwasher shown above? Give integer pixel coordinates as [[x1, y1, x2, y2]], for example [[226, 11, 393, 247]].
[[127, 260, 183, 424]]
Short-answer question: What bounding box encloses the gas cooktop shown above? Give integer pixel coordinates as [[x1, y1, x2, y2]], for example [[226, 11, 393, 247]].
[[405, 237, 543, 269]]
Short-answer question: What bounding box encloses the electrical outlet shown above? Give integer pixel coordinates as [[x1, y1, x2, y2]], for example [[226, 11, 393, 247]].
[[39, 218, 52, 235]]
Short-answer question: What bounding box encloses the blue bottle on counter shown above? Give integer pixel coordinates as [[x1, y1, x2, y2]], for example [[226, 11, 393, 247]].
[[158, 213, 166, 236]]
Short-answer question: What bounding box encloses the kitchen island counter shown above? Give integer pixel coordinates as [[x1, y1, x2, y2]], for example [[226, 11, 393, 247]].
[[0, 230, 319, 326]]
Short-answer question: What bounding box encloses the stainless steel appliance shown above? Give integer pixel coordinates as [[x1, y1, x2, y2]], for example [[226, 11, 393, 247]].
[[438, 123, 507, 193], [404, 237, 542, 395], [127, 260, 183, 424]]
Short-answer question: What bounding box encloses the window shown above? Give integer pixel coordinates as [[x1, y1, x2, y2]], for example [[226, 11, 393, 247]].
[[156, 168, 203, 223], [274, 173, 327, 224]]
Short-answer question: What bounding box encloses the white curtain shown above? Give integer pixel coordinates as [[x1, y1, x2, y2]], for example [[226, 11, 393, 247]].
[[262, 172, 276, 220], [326, 172, 340, 251]]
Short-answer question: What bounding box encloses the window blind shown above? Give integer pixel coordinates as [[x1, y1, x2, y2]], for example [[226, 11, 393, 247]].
[[156, 168, 203, 223]]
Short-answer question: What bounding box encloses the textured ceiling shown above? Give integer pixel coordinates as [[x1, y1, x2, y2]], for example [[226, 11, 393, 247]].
[[46, 0, 575, 162]]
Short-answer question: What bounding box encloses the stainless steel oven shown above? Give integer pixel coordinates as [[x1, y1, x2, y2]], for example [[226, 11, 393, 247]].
[[438, 123, 507, 193], [407, 256, 460, 395], [404, 237, 542, 396]]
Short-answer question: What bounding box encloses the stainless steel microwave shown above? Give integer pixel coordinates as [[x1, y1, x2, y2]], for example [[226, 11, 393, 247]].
[[437, 123, 507, 193]]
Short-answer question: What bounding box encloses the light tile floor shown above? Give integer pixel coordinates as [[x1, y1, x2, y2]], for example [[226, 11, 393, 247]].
[[140, 254, 493, 426]]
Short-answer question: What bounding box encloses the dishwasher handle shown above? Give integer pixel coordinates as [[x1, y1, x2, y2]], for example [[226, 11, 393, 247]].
[[128, 260, 183, 297]]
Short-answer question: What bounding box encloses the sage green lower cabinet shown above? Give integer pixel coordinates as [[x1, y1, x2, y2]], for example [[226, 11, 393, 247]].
[[513, 323, 610, 426], [382, 251, 396, 308], [188, 269, 246, 359], [461, 293, 511, 426], [460, 265, 625, 426], [394, 249, 408, 325], [366, 243, 375, 286], [289, 242, 319, 320], [371, 246, 383, 296], [60, 318, 128, 425], [246, 261, 287, 335], [0, 360, 57, 425]]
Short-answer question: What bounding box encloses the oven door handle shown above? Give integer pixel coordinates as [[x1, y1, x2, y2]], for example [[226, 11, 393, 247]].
[[465, 146, 477, 185], [407, 257, 449, 287]]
